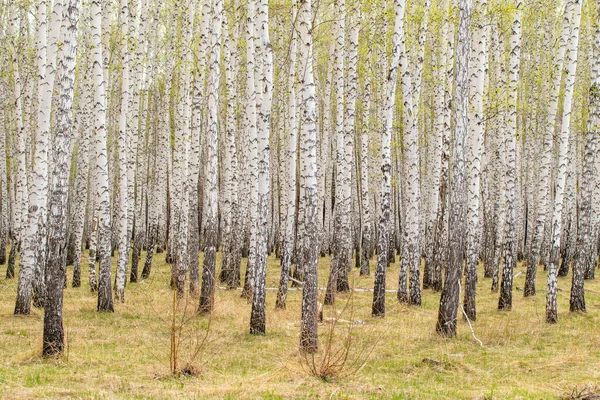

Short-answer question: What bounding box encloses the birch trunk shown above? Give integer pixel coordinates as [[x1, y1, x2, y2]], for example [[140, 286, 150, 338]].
[[436, 0, 471, 337], [199, 0, 222, 313], [298, 0, 319, 353], [250, 0, 273, 334], [524, 0, 573, 296], [570, 7, 599, 311], [463, 0, 487, 320], [275, 0, 298, 309], [92, 0, 114, 312], [114, 0, 129, 302], [546, 0, 582, 324], [372, 0, 405, 317], [44, 0, 79, 356], [15, 0, 62, 313], [498, 2, 522, 311], [325, 0, 349, 306]]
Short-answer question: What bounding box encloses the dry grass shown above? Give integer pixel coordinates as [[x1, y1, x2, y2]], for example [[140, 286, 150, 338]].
[[0, 250, 599, 399]]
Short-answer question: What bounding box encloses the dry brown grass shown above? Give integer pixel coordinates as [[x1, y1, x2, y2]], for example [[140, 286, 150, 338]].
[[0, 250, 599, 399]]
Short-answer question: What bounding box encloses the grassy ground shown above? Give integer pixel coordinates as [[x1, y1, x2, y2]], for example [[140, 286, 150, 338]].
[[0, 250, 599, 399]]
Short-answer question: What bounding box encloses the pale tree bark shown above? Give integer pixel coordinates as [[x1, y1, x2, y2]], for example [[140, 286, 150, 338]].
[[7, 8, 28, 281], [114, 0, 129, 303], [92, 0, 114, 312], [546, 0, 582, 324], [189, 0, 209, 296], [585, 7, 600, 281], [463, 0, 487, 320], [14, 0, 48, 311], [524, 0, 573, 296], [15, 0, 62, 313], [0, 108, 7, 266], [172, 0, 193, 297], [436, 0, 471, 337], [44, 0, 79, 356], [275, 0, 298, 310], [424, 1, 449, 290], [241, 0, 259, 300], [491, 25, 507, 293], [397, 4, 421, 306], [360, 28, 372, 276], [431, 1, 453, 293], [199, 0, 222, 313], [298, 0, 319, 353], [499, 1, 522, 311], [372, 0, 405, 317], [321, 43, 334, 257], [220, 15, 241, 290], [570, 9, 599, 311], [70, 36, 93, 287], [250, 0, 273, 334], [325, 0, 349, 306]]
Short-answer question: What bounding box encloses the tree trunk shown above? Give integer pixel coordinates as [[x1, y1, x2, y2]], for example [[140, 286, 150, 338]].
[[372, 0, 405, 318], [44, 0, 78, 356], [499, 2, 522, 311], [436, 0, 471, 337], [199, 0, 222, 314], [298, 0, 319, 353]]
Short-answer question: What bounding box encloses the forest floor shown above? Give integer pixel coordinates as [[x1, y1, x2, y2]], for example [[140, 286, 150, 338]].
[[1, 251, 599, 399]]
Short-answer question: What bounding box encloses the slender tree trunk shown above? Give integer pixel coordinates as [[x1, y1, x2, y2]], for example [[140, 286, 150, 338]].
[[298, 0, 319, 353], [325, 0, 350, 305], [114, 0, 130, 303], [546, 0, 582, 324], [15, 0, 62, 314], [44, 0, 79, 356], [92, 0, 114, 313], [499, 1, 522, 311], [570, 12, 599, 310], [524, 0, 573, 296], [463, 0, 487, 320], [276, 0, 298, 310], [199, 0, 222, 314], [249, 0, 273, 335], [436, 0, 471, 337], [372, 0, 405, 317]]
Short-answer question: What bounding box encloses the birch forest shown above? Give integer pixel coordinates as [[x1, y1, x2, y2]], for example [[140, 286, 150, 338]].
[[1, 0, 600, 397]]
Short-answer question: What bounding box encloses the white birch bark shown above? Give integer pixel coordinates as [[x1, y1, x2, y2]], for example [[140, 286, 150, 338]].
[[92, 0, 114, 312], [276, 0, 298, 309], [499, 1, 522, 311], [114, 0, 129, 302], [199, 0, 222, 313], [463, 0, 487, 320], [298, 0, 319, 353], [546, 0, 582, 323], [524, 0, 574, 296], [397, 4, 421, 306], [372, 0, 405, 317], [250, 0, 273, 334], [16, 0, 63, 313], [325, 0, 350, 305]]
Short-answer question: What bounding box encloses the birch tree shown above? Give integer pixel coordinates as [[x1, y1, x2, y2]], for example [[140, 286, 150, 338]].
[[298, 0, 319, 353], [570, 6, 599, 312], [499, 1, 522, 311], [463, 0, 487, 320], [250, 0, 273, 334], [524, 0, 573, 296], [199, 0, 222, 313], [92, 0, 114, 312], [436, 0, 471, 337], [372, 0, 405, 317], [546, 0, 582, 324], [44, 0, 79, 356]]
